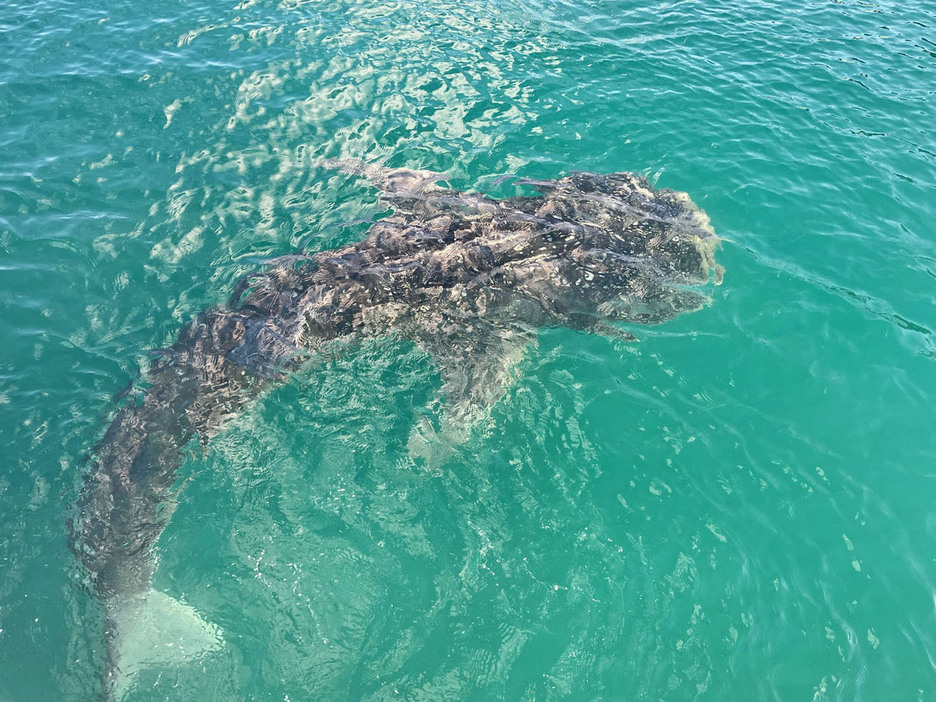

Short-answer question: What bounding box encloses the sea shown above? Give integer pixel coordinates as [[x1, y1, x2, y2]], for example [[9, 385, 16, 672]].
[[1, 0, 935, 699]]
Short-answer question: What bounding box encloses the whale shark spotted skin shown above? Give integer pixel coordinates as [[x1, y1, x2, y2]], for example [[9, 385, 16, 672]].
[[70, 160, 720, 697]]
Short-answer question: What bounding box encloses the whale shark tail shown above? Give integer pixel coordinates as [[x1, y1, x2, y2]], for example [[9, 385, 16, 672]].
[[103, 589, 222, 701]]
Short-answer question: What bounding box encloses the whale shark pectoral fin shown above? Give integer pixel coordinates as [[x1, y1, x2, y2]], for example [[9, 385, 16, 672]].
[[592, 322, 639, 343], [321, 158, 447, 195], [440, 337, 531, 426], [565, 312, 639, 343], [105, 589, 222, 701], [408, 335, 529, 470], [414, 329, 534, 449]]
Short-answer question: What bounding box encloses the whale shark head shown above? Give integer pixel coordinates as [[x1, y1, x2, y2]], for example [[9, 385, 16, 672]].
[[506, 170, 721, 328]]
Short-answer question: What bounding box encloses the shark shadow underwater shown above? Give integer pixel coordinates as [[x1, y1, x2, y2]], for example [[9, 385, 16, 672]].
[[69, 159, 722, 698]]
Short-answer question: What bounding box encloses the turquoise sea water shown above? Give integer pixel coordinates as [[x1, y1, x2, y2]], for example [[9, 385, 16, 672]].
[[2, 0, 936, 699]]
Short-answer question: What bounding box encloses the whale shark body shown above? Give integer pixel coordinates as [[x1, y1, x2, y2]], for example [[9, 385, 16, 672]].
[[70, 160, 721, 698]]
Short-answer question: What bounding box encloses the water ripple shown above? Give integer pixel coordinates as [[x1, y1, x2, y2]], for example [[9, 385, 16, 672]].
[[3, 0, 936, 698]]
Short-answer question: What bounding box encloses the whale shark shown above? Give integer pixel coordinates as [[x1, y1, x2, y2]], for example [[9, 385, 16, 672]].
[[69, 159, 721, 698]]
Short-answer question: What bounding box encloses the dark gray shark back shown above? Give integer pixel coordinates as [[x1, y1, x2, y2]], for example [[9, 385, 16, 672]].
[[70, 164, 720, 699]]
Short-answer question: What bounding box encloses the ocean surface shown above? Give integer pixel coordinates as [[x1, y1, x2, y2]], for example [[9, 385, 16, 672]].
[[2, 0, 936, 699]]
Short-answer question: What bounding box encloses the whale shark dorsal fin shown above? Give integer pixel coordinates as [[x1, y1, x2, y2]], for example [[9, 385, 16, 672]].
[[105, 589, 221, 700], [321, 157, 447, 195]]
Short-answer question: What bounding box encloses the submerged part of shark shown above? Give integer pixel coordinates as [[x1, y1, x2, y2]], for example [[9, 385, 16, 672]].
[[69, 160, 721, 698]]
